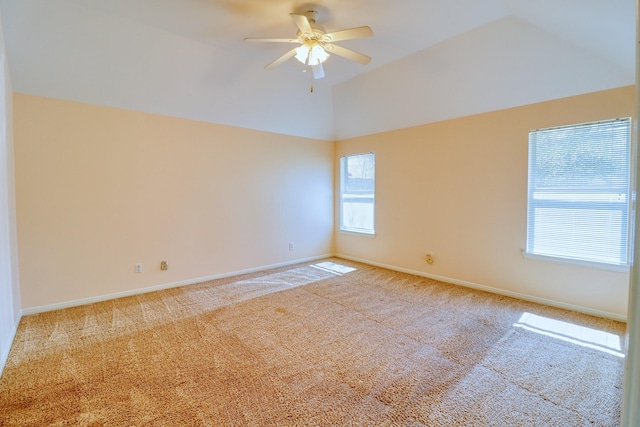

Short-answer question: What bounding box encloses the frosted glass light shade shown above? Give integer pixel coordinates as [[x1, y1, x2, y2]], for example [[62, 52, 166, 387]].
[[294, 42, 329, 65]]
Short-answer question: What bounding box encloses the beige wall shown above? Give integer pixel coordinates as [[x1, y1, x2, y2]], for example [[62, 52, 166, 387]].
[[14, 94, 334, 310], [13, 86, 635, 318], [336, 86, 635, 319]]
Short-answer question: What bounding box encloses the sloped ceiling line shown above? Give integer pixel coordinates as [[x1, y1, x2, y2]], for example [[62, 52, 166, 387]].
[[0, 0, 634, 141]]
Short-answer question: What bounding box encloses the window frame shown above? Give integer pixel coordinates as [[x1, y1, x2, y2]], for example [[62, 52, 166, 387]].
[[339, 152, 376, 236], [524, 117, 633, 271]]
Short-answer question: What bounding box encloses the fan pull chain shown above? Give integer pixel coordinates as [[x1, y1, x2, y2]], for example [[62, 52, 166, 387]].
[[309, 66, 314, 93]]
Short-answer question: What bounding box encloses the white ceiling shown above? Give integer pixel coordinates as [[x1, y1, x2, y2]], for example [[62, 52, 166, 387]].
[[0, 0, 634, 140]]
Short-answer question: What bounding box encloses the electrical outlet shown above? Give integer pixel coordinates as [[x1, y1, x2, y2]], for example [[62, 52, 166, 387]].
[[289, 242, 295, 251], [135, 263, 142, 273], [160, 261, 168, 271], [425, 254, 434, 265]]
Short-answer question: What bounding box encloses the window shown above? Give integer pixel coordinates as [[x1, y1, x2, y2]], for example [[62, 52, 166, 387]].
[[340, 153, 375, 234], [525, 118, 632, 269]]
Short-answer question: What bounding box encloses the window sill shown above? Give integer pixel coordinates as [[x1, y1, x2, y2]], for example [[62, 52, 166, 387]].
[[522, 251, 630, 273], [339, 229, 376, 238]]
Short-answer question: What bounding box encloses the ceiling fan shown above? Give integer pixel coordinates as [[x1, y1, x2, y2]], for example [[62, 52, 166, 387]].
[[243, 10, 373, 80]]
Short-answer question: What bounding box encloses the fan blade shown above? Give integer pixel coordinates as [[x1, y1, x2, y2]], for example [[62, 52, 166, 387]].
[[326, 44, 371, 65], [244, 37, 299, 43], [290, 13, 312, 34], [265, 48, 297, 69], [311, 63, 325, 79], [324, 26, 373, 42]]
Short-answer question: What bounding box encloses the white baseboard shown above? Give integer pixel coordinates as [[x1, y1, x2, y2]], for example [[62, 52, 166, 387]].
[[0, 312, 22, 377], [21, 252, 627, 323], [22, 254, 334, 316], [335, 254, 627, 322]]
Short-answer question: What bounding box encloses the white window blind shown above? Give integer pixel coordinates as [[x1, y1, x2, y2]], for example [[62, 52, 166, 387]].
[[340, 153, 375, 234], [526, 118, 632, 267]]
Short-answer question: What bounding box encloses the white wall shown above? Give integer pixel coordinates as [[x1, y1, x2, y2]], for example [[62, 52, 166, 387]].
[[0, 0, 337, 141], [333, 16, 634, 140], [0, 15, 20, 375]]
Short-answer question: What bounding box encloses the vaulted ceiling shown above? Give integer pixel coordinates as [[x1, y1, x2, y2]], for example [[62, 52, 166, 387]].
[[0, 0, 634, 140]]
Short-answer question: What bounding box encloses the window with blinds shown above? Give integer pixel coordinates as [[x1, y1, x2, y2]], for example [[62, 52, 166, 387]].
[[525, 118, 632, 269], [340, 153, 375, 235]]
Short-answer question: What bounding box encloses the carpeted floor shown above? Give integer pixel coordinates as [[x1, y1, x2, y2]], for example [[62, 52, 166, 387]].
[[0, 258, 627, 426]]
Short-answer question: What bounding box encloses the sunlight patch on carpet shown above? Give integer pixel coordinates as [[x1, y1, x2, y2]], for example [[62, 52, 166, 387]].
[[310, 261, 357, 275], [233, 265, 341, 288], [514, 312, 624, 357]]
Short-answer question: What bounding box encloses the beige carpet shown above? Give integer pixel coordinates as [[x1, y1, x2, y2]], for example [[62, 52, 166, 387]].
[[0, 258, 626, 426]]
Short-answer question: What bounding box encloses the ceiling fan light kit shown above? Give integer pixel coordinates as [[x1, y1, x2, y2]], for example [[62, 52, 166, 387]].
[[295, 43, 329, 66], [243, 10, 373, 84]]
